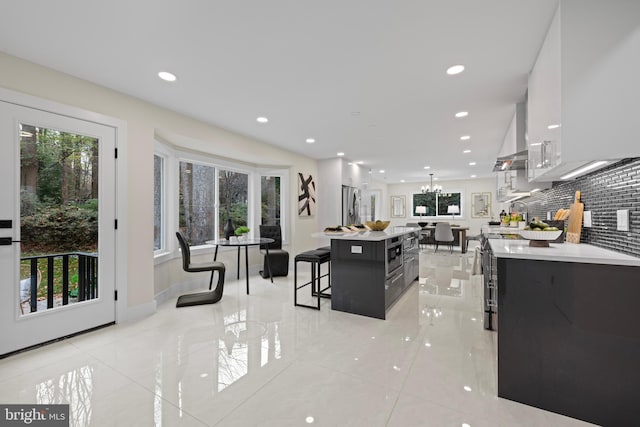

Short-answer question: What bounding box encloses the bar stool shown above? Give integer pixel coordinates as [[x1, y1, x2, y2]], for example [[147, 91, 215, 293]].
[[294, 247, 331, 310]]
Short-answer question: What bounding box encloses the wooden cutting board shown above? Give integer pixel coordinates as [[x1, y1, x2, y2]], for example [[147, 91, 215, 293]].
[[566, 191, 584, 243]]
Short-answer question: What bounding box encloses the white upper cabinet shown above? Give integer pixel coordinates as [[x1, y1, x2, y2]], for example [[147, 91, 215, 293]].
[[527, 0, 640, 181], [527, 7, 561, 181]]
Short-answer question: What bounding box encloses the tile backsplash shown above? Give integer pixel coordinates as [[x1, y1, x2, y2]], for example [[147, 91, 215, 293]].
[[519, 158, 640, 257]]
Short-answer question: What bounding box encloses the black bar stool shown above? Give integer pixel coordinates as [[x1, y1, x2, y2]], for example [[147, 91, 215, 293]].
[[294, 247, 331, 309]]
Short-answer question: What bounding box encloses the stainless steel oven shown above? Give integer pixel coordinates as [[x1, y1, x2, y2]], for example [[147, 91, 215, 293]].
[[385, 236, 403, 277]]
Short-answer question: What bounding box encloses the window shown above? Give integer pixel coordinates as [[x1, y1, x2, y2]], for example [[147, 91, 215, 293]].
[[412, 192, 462, 218], [261, 175, 281, 226], [153, 154, 163, 251], [179, 161, 216, 246], [154, 140, 288, 256], [218, 169, 249, 238]]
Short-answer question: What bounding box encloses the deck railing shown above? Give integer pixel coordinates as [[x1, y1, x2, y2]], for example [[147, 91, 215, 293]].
[[20, 252, 98, 313]]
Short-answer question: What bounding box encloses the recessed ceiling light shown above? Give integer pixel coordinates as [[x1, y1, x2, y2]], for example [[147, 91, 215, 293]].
[[379, 169, 385, 173], [446, 65, 465, 75], [463, 386, 472, 392], [460, 135, 471, 140], [434, 177, 439, 181], [423, 166, 431, 170], [463, 150, 471, 153], [455, 111, 469, 118], [256, 117, 269, 123], [347, 162, 353, 165], [547, 124, 561, 129], [337, 152, 345, 156], [469, 162, 476, 166], [305, 138, 315, 144], [470, 174, 477, 178], [158, 71, 177, 82], [356, 161, 364, 165], [400, 179, 405, 183]]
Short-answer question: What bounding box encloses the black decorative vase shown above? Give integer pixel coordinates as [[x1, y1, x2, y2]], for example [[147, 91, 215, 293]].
[[223, 218, 234, 240]]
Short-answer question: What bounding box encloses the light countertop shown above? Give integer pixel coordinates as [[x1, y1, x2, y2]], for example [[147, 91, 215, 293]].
[[489, 239, 640, 267], [312, 226, 420, 242], [482, 225, 526, 235]]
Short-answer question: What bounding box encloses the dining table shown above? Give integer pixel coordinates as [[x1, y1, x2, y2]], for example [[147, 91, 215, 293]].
[[206, 237, 274, 295], [419, 224, 470, 253]]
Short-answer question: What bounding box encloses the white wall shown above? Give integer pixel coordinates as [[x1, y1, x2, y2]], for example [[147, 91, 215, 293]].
[[317, 158, 342, 227], [386, 178, 496, 235], [317, 159, 389, 228], [0, 52, 320, 316]]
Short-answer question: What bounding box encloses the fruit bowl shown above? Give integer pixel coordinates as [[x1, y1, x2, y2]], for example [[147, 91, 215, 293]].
[[365, 220, 390, 231], [519, 230, 562, 247]]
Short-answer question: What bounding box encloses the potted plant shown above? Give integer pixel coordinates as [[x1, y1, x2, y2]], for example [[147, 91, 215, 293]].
[[235, 226, 250, 241]]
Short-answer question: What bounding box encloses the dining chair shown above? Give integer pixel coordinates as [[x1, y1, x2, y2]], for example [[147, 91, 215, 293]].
[[175, 231, 226, 307], [259, 225, 289, 277], [434, 222, 454, 253]]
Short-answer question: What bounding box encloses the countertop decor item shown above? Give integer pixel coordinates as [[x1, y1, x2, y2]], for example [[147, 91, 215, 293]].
[[519, 229, 563, 247], [365, 220, 390, 231], [223, 218, 234, 240], [566, 191, 584, 243]]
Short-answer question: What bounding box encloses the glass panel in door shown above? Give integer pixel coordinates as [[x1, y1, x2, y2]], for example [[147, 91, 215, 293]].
[[19, 125, 100, 315]]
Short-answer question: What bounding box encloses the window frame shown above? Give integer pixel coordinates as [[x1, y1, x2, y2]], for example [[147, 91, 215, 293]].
[[410, 190, 464, 220], [153, 142, 172, 260], [154, 141, 288, 262], [258, 168, 289, 244]]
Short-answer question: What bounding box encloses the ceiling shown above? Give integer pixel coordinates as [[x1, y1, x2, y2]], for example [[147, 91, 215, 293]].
[[0, 0, 559, 184]]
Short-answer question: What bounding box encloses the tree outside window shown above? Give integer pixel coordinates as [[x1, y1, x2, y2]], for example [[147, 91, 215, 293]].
[[218, 170, 248, 238], [412, 192, 462, 217], [179, 161, 216, 245], [261, 176, 281, 226]]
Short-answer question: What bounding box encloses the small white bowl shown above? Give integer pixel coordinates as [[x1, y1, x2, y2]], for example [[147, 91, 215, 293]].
[[519, 230, 562, 241]]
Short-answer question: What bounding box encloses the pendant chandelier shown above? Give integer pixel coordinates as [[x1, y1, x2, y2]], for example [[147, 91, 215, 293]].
[[421, 173, 442, 194]]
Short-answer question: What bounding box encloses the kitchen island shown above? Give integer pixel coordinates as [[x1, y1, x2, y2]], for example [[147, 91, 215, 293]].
[[491, 239, 640, 426], [323, 226, 420, 320]]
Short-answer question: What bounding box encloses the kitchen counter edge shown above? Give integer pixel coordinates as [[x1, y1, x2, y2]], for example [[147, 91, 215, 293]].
[[488, 239, 640, 266], [312, 226, 420, 242]]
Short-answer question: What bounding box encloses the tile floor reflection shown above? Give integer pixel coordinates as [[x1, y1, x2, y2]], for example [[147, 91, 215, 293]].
[[0, 246, 597, 426]]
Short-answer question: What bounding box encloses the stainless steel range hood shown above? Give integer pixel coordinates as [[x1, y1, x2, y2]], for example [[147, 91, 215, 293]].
[[495, 101, 550, 202], [492, 149, 528, 172]]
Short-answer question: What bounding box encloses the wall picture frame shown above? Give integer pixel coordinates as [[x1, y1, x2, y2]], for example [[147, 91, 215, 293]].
[[298, 172, 316, 216], [390, 195, 406, 218], [471, 192, 491, 218]]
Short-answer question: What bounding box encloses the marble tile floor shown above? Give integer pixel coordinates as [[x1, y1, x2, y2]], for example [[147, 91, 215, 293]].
[[0, 247, 597, 426]]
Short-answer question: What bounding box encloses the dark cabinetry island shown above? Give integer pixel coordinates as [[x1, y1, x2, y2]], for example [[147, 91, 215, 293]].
[[491, 239, 640, 426], [328, 227, 419, 320]]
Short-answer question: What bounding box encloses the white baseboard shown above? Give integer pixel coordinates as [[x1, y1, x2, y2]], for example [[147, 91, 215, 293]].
[[119, 299, 157, 323], [154, 278, 209, 307]]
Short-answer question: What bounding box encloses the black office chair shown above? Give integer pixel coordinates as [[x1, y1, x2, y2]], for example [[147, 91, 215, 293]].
[[259, 225, 289, 278], [175, 231, 226, 307]]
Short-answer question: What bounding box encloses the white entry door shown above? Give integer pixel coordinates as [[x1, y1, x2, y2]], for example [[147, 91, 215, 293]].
[[0, 100, 116, 356]]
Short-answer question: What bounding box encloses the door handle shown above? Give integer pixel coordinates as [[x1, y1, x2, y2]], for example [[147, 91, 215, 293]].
[[0, 237, 20, 246]]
